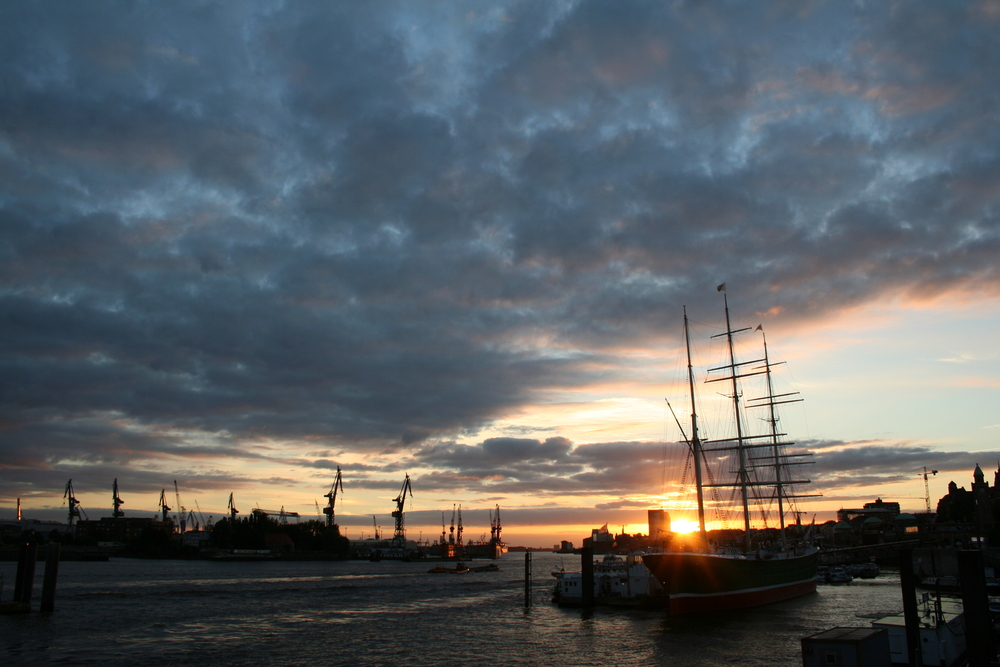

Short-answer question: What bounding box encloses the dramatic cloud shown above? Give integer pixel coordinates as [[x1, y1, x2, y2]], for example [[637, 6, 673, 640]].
[[2, 2, 998, 525]]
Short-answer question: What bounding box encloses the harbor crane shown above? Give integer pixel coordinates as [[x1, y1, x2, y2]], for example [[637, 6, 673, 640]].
[[251, 507, 300, 524], [112, 478, 125, 518], [490, 504, 503, 545], [159, 489, 171, 522], [923, 467, 939, 512], [195, 500, 210, 529], [63, 479, 86, 526], [174, 480, 187, 532], [449, 504, 456, 545], [440, 512, 447, 545], [174, 479, 187, 533], [323, 466, 345, 527], [456, 504, 463, 547], [228, 493, 239, 522], [390, 473, 412, 546]]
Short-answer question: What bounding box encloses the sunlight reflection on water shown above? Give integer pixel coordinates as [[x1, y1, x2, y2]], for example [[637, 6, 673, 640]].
[[2, 552, 904, 666]]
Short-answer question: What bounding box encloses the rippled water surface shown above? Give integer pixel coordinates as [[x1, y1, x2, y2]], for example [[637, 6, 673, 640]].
[[1, 552, 904, 666]]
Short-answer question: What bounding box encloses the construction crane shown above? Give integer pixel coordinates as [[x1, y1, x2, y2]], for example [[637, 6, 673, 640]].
[[390, 473, 412, 547], [251, 507, 300, 524], [158, 489, 171, 522], [194, 500, 209, 529], [923, 467, 939, 512], [228, 493, 239, 522], [323, 466, 345, 527], [63, 479, 86, 527], [456, 504, 463, 547], [112, 478, 125, 518], [174, 480, 187, 533], [491, 504, 503, 545]]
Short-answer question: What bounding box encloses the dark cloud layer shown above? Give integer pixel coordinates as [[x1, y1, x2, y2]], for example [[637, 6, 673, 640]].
[[2, 1, 999, 506]]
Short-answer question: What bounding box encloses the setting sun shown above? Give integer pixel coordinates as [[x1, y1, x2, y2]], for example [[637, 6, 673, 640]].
[[670, 518, 701, 534]]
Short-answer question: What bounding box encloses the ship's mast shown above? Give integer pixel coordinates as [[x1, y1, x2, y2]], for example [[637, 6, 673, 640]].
[[683, 306, 708, 545], [722, 293, 752, 547], [761, 329, 787, 548]]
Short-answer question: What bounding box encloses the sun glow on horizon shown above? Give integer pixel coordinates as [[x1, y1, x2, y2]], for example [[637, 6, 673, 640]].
[[670, 518, 701, 534]]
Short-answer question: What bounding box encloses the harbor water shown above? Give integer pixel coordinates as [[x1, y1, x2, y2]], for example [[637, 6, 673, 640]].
[[2, 552, 905, 666]]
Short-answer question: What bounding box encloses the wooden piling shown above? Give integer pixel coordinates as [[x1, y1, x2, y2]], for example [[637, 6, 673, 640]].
[[13, 541, 39, 608], [898, 548, 923, 667], [958, 549, 996, 666], [40, 543, 61, 613], [581, 547, 594, 608], [524, 551, 532, 607]]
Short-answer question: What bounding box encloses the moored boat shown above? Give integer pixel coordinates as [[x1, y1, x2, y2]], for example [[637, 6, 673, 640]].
[[642, 290, 819, 614], [553, 554, 665, 608], [428, 562, 471, 573]]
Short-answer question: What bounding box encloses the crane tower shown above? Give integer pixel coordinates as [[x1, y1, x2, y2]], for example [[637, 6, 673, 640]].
[[923, 467, 939, 512], [159, 489, 171, 522], [64, 479, 83, 527], [112, 478, 125, 518], [391, 473, 412, 547], [323, 466, 345, 527]]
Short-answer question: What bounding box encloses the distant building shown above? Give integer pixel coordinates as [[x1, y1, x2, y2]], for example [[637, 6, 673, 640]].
[[0, 518, 71, 541], [647, 509, 671, 540], [837, 498, 900, 524], [582, 524, 614, 554], [936, 464, 1000, 538], [75, 517, 173, 545]]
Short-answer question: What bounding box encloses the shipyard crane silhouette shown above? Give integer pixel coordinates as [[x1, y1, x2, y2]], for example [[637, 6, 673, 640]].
[[449, 504, 456, 545], [174, 480, 187, 532], [63, 479, 86, 526], [923, 467, 939, 512], [490, 504, 503, 545], [323, 466, 345, 527], [159, 489, 171, 522], [195, 500, 210, 529], [390, 473, 412, 547], [228, 493, 239, 522], [251, 506, 300, 523], [456, 504, 463, 546], [112, 478, 125, 518]]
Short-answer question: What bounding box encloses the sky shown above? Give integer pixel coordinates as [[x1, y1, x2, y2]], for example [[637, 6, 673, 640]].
[[2, 1, 999, 548]]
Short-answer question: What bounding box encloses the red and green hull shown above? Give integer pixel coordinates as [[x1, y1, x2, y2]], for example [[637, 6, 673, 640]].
[[642, 549, 818, 615]]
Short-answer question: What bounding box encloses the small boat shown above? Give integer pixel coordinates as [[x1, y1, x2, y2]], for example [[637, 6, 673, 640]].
[[824, 568, 853, 584], [469, 563, 500, 572], [428, 561, 470, 573], [846, 562, 879, 579]]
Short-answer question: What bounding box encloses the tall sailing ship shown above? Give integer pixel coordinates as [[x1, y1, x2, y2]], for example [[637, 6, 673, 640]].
[[642, 289, 819, 614]]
